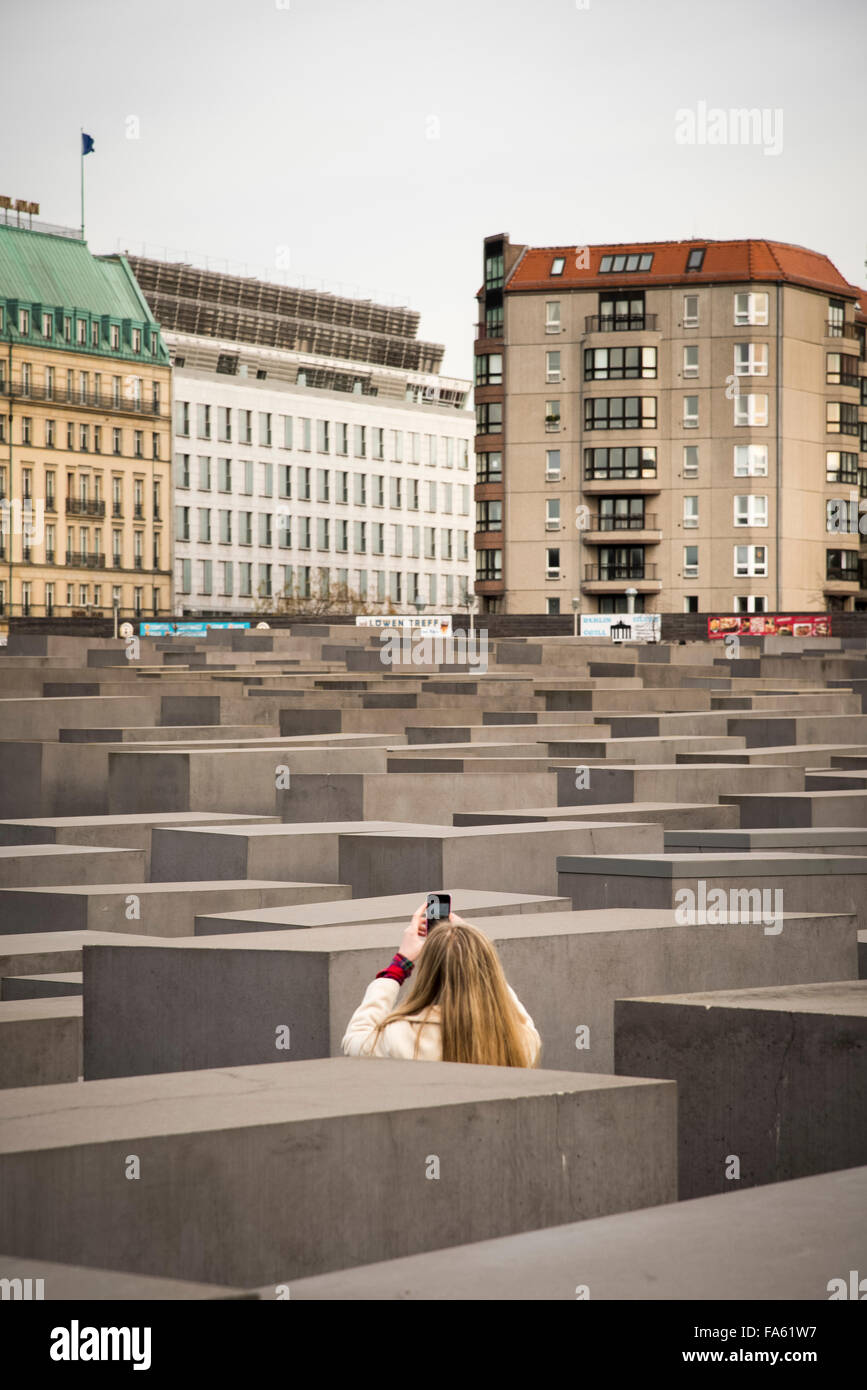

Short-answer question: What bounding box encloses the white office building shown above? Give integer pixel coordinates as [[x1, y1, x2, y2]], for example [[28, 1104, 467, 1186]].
[[127, 257, 474, 616]]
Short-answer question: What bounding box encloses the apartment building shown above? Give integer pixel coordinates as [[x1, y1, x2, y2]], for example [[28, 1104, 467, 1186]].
[[0, 221, 172, 619], [127, 257, 474, 616], [475, 234, 867, 614]]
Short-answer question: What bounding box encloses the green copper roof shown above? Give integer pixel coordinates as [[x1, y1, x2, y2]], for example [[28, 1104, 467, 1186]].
[[0, 224, 158, 324]]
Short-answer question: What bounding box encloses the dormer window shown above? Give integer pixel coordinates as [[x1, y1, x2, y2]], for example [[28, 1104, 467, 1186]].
[[687, 248, 706, 271], [599, 253, 653, 273], [551, 256, 566, 276]]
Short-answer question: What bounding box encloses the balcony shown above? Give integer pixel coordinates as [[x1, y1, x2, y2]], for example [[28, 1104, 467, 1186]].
[[66, 552, 106, 569], [583, 513, 662, 544], [476, 321, 504, 340], [826, 321, 859, 341], [585, 314, 658, 333], [6, 379, 169, 418], [112, 504, 123, 517], [133, 556, 144, 569], [65, 498, 106, 517], [583, 474, 661, 495], [582, 562, 661, 595], [133, 504, 145, 520]]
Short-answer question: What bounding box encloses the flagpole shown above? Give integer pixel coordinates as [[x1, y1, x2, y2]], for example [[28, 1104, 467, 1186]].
[[80, 128, 85, 238]]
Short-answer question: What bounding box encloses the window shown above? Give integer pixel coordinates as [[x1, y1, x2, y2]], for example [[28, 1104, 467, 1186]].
[[683, 295, 699, 327], [259, 413, 273, 447], [131, 327, 141, 353], [683, 496, 699, 528], [585, 347, 657, 380], [390, 476, 402, 509], [239, 563, 252, 596], [42, 311, 53, 339], [239, 512, 253, 545], [476, 500, 502, 532], [827, 402, 859, 435], [335, 422, 348, 456], [218, 406, 232, 442], [734, 595, 767, 613], [682, 346, 699, 378], [826, 549, 859, 581], [546, 302, 561, 334], [221, 562, 233, 596], [353, 473, 366, 506], [686, 248, 705, 271], [408, 478, 420, 509], [372, 523, 385, 555], [198, 508, 211, 543], [353, 424, 367, 457], [599, 253, 653, 273], [175, 506, 190, 542], [735, 343, 769, 376], [550, 256, 566, 276], [22, 417, 33, 445], [336, 519, 348, 552], [197, 404, 211, 439], [734, 544, 768, 577], [279, 464, 291, 498], [424, 527, 436, 560], [426, 481, 437, 511], [826, 352, 859, 386], [585, 446, 657, 479], [545, 400, 561, 431], [683, 545, 699, 578], [373, 475, 385, 507], [585, 397, 657, 430], [545, 547, 560, 578], [475, 354, 503, 385], [683, 396, 699, 428], [281, 416, 293, 449], [200, 560, 212, 596], [546, 351, 561, 383], [219, 510, 232, 544], [174, 453, 190, 488], [734, 292, 769, 326], [218, 458, 232, 492], [336, 470, 348, 504], [734, 394, 768, 426], [258, 564, 272, 599], [826, 451, 858, 484], [178, 558, 191, 593], [484, 250, 504, 289], [683, 596, 699, 613], [261, 462, 273, 497], [476, 402, 502, 434], [827, 300, 845, 338], [260, 513, 274, 547], [425, 435, 438, 467], [476, 549, 502, 582], [734, 444, 769, 476], [598, 497, 646, 531], [110, 324, 119, 349], [683, 445, 699, 477], [734, 495, 768, 527], [477, 452, 502, 483], [390, 430, 404, 462], [546, 498, 561, 530], [278, 512, 291, 548], [317, 469, 330, 503], [79, 424, 90, 452], [354, 521, 367, 553]]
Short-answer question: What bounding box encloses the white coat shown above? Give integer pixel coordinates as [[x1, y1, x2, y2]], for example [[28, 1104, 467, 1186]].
[[341, 976, 542, 1065]]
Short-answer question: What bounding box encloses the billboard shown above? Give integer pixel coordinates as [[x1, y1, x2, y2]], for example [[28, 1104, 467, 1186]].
[[707, 615, 832, 639], [580, 613, 661, 642], [139, 621, 251, 637]]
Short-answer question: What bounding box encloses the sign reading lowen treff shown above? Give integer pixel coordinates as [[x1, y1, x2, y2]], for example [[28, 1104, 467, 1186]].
[[356, 614, 453, 635]]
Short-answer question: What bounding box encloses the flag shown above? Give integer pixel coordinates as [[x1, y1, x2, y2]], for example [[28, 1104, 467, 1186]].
[[82, 133, 95, 156]]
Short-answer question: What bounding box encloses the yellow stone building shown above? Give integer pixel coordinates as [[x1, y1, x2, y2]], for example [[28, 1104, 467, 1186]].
[[0, 220, 172, 619]]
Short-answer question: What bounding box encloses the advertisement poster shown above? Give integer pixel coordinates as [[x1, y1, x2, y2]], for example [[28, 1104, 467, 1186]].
[[139, 621, 251, 637], [707, 615, 832, 639], [580, 613, 661, 642]]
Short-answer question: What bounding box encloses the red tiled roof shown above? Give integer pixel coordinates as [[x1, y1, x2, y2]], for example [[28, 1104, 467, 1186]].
[[506, 239, 860, 300]]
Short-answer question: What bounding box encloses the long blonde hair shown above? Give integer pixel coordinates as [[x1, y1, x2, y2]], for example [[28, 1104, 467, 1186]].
[[374, 921, 538, 1067]]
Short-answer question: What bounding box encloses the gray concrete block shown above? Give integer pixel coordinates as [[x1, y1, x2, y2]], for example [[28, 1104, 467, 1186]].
[[557, 851, 867, 930], [0, 1255, 256, 1300], [557, 763, 804, 807], [721, 790, 867, 827], [454, 802, 739, 829], [149, 820, 405, 883], [283, 1166, 867, 1301], [277, 771, 559, 824], [0, 845, 145, 889], [0, 997, 82, 1088], [83, 907, 856, 1080], [337, 821, 662, 898], [2, 973, 83, 1000], [0, 880, 350, 937], [0, 1059, 676, 1286], [665, 827, 867, 854], [615, 981, 867, 1198], [194, 889, 571, 934]]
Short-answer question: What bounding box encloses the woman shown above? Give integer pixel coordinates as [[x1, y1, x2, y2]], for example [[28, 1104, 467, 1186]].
[[341, 903, 541, 1067]]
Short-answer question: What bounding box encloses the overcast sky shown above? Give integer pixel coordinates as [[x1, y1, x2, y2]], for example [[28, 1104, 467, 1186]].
[[2, 0, 865, 381]]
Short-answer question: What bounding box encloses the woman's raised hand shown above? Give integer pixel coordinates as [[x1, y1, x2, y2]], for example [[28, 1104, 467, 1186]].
[[398, 902, 430, 963]]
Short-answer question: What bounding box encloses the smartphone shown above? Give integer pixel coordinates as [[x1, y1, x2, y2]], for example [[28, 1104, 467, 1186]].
[[425, 892, 451, 931]]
